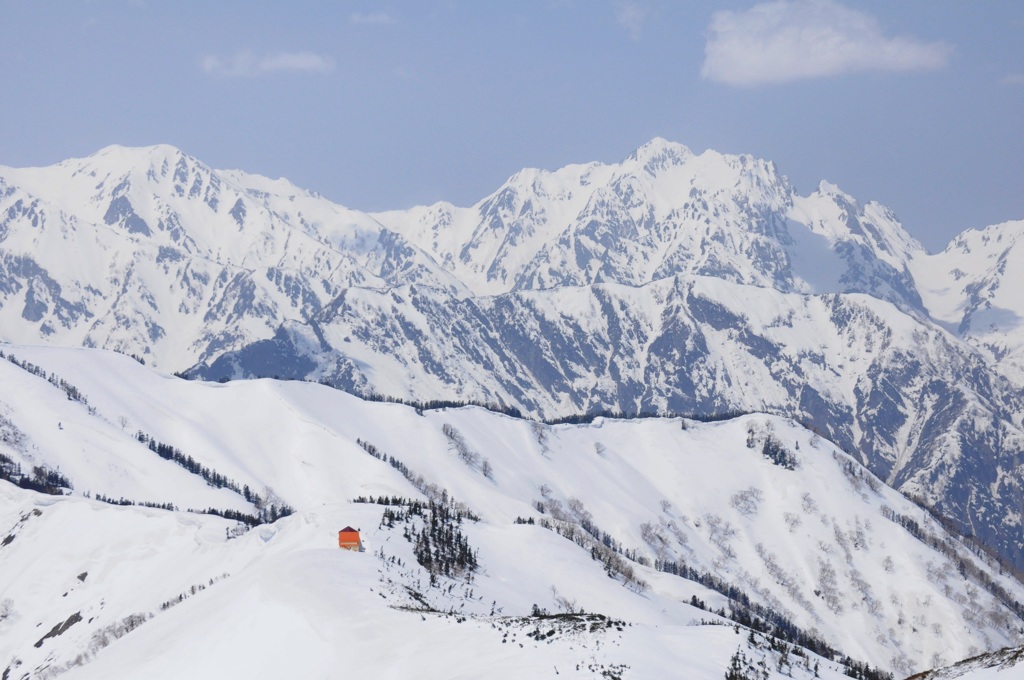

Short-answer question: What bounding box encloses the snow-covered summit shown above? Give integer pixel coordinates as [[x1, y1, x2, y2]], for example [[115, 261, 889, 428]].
[[623, 135, 695, 170], [911, 219, 1024, 381], [371, 138, 926, 308]]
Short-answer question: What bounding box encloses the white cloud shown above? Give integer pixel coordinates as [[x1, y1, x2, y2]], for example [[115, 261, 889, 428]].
[[350, 12, 395, 25], [701, 0, 952, 87], [1000, 73, 1024, 86], [616, 2, 647, 41], [201, 51, 335, 78]]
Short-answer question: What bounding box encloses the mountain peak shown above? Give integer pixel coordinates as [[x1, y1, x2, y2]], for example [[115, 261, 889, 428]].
[[625, 137, 693, 169], [91, 142, 185, 157], [815, 179, 852, 200], [84, 143, 195, 169]]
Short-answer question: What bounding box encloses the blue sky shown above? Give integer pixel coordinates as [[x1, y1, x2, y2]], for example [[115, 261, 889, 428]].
[[1, 1, 1021, 250]]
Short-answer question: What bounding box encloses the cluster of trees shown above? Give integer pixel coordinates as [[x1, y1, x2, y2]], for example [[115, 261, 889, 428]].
[[356, 439, 421, 483], [0, 453, 72, 495], [88, 613, 151, 654], [531, 490, 649, 591], [442, 423, 476, 465], [441, 423, 493, 479], [133, 431, 292, 523], [314, 382, 524, 419], [0, 350, 93, 410], [760, 436, 798, 470], [190, 505, 288, 527], [354, 494, 418, 507], [355, 438, 478, 517], [730, 487, 764, 517], [724, 648, 770, 680], [909, 495, 1024, 581], [117, 350, 146, 365], [725, 634, 821, 680], [536, 492, 619, 552], [89, 491, 283, 527], [360, 494, 486, 520], [668, 559, 891, 679], [745, 424, 799, 471], [92, 494, 175, 511], [159, 574, 228, 611], [135, 432, 235, 492], [833, 452, 882, 495], [534, 515, 647, 592], [882, 504, 1024, 623], [545, 409, 754, 426], [373, 498, 479, 582], [408, 503, 477, 581], [1, 352, 292, 526]]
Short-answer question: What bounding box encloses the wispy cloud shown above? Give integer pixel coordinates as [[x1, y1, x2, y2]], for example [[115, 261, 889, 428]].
[[1000, 73, 1024, 86], [350, 12, 395, 26], [701, 0, 952, 87], [616, 2, 647, 41], [201, 51, 335, 78]]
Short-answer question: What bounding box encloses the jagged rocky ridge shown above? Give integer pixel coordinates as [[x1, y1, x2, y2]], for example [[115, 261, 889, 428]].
[[1, 141, 1024, 574]]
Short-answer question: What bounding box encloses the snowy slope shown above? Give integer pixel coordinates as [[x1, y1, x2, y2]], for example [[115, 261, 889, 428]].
[[0, 483, 849, 680], [906, 645, 1024, 679], [2, 346, 1023, 678]]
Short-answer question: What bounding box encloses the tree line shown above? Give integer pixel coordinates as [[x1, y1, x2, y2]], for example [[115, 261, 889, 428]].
[[0, 453, 72, 495], [134, 431, 293, 524], [0, 350, 93, 411]]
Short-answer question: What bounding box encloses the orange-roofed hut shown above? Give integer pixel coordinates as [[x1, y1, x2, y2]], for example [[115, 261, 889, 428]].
[[338, 526, 362, 551]]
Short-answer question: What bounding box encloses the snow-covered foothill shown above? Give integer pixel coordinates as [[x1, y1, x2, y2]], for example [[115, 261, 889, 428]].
[[1, 345, 1022, 678]]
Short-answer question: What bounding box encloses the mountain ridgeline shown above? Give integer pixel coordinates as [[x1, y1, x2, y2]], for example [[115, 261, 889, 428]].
[[2, 140, 1024, 574]]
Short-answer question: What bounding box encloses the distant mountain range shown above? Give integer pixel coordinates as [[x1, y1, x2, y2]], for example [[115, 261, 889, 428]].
[[2, 140, 1023, 575]]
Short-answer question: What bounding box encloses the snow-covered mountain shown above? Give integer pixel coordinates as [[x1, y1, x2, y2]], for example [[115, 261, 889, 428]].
[[911, 220, 1024, 384], [2, 141, 1024, 580], [373, 139, 924, 310], [0, 139, 934, 370], [2, 346, 1023, 678], [0, 144, 462, 369]]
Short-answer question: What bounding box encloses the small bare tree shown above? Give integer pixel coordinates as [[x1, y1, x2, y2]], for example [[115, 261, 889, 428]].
[[730, 486, 764, 517], [531, 421, 550, 455], [815, 559, 842, 614], [442, 423, 479, 467], [784, 512, 802, 532]]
